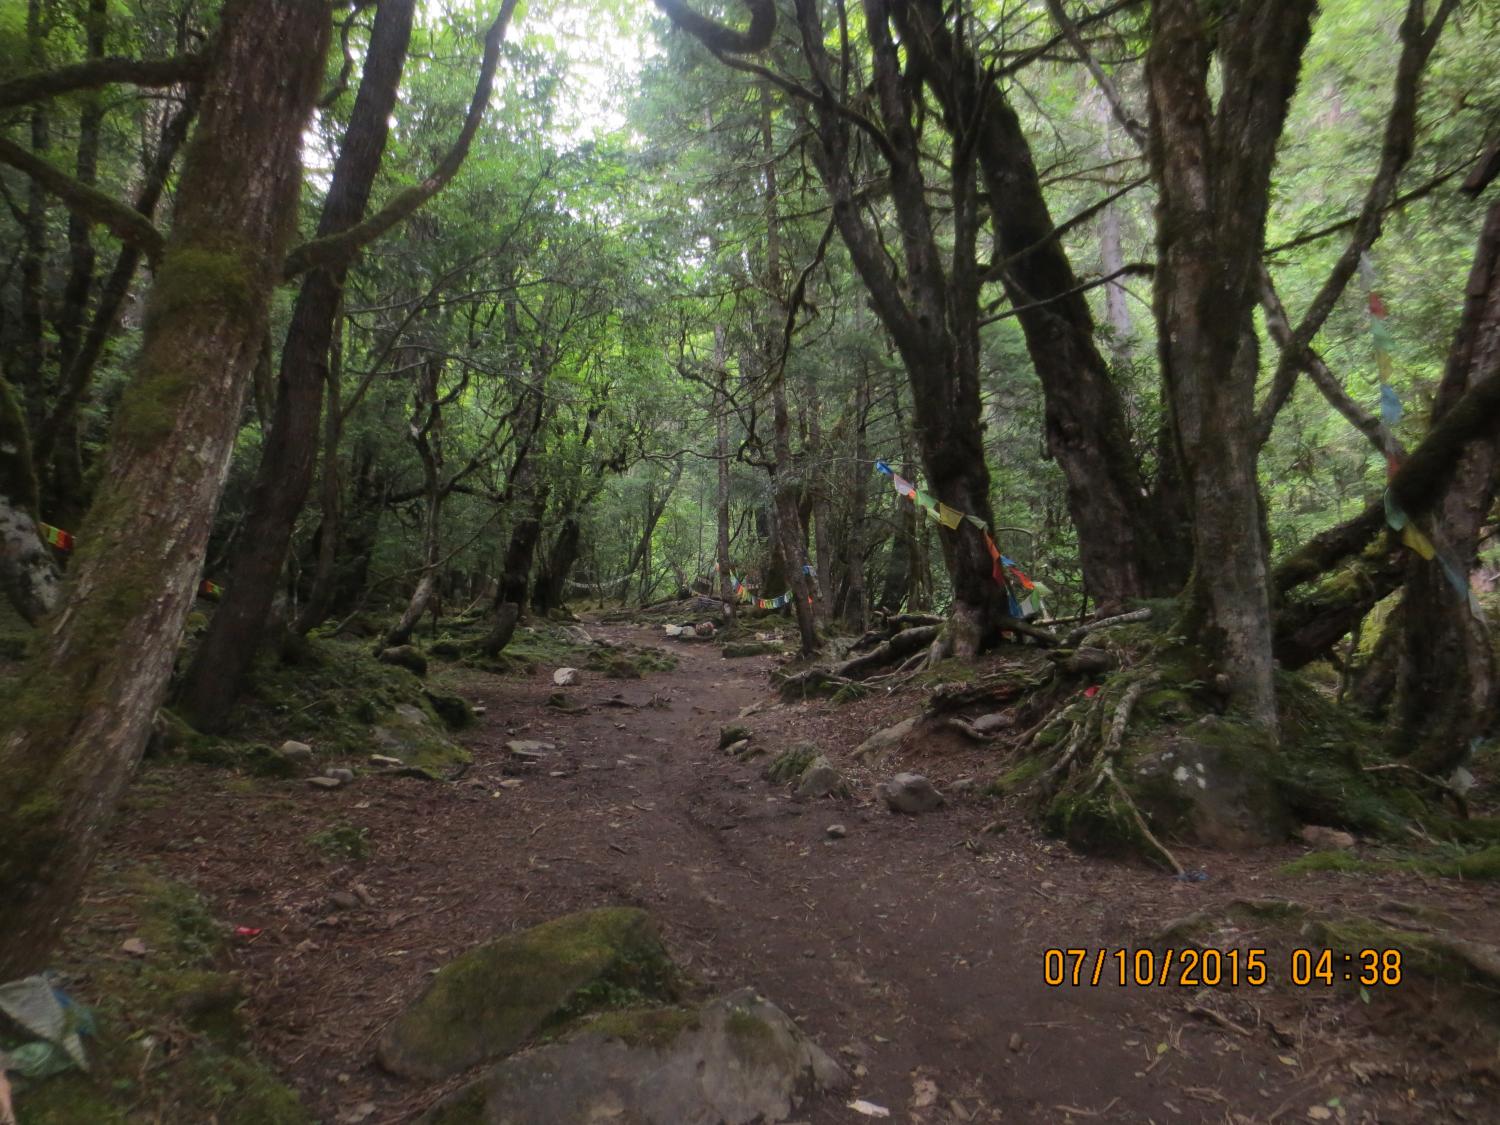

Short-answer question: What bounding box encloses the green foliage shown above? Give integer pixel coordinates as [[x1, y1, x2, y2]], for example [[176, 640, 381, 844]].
[[307, 822, 371, 861]]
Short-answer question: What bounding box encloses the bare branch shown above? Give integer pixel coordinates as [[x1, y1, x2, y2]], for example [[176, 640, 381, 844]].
[[0, 53, 205, 112], [0, 135, 164, 261]]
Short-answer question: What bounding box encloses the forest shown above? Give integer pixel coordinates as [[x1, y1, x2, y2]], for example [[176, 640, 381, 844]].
[[0, 0, 1498, 1121]]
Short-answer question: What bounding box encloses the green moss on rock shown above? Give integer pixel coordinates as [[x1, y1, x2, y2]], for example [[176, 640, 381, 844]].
[[376, 907, 678, 1081]]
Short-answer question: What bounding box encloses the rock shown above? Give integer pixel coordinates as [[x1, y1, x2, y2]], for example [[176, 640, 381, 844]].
[[329, 891, 360, 911], [327, 768, 355, 784], [878, 772, 944, 814], [377, 645, 428, 677], [949, 777, 976, 795], [724, 739, 751, 758], [853, 716, 918, 761], [972, 713, 1012, 735], [280, 740, 314, 763], [419, 988, 848, 1125], [695, 621, 716, 638], [120, 937, 148, 957], [795, 757, 848, 800], [664, 624, 684, 637], [561, 625, 594, 646], [826, 824, 847, 839], [370, 754, 402, 768], [429, 641, 463, 659], [506, 740, 555, 761], [552, 667, 582, 687], [1130, 725, 1290, 849], [718, 725, 751, 750], [372, 702, 470, 772], [765, 744, 819, 785], [1299, 825, 1356, 850], [377, 908, 676, 1081], [472, 706, 488, 716], [308, 776, 343, 790]]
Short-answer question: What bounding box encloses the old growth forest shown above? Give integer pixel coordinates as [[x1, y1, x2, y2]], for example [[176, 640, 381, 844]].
[[1, 0, 1499, 1121]]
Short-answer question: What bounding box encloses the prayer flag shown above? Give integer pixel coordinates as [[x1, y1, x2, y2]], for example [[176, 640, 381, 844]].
[[1383, 489, 1407, 531], [1368, 292, 1388, 318], [1379, 384, 1402, 427], [935, 503, 963, 530], [875, 460, 893, 476], [38, 522, 74, 551], [893, 476, 914, 497], [1401, 523, 1436, 560]]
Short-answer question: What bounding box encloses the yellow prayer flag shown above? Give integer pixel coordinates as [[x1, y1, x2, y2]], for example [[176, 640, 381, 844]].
[[936, 503, 963, 530], [1401, 524, 1436, 560]]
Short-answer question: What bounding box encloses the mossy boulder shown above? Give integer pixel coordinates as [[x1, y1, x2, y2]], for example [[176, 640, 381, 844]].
[[376, 908, 677, 1081], [378, 644, 428, 677], [423, 690, 475, 730], [764, 743, 819, 785], [418, 988, 848, 1125], [1129, 720, 1290, 848], [371, 702, 470, 772]]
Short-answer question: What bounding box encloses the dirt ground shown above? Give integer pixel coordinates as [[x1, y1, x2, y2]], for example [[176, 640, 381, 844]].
[[94, 622, 1500, 1124]]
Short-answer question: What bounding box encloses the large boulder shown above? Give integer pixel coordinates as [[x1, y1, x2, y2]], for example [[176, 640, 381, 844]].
[[377, 908, 675, 1081], [1130, 723, 1290, 849], [371, 702, 468, 771], [419, 989, 848, 1125], [794, 756, 848, 800]]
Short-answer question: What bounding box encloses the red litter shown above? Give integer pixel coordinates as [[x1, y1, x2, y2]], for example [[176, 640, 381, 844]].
[[233, 926, 263, 938]]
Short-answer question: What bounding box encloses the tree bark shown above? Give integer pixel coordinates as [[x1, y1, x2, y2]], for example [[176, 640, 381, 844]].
[[177, 0, 416, 731], [1390, 199, 1500, 775], [0, 0, 333, 978], [1145, 0, 1315, 729]]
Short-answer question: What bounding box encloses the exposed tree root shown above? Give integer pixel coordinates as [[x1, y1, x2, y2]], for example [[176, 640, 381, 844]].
[[1064, 607, 1152, 647]]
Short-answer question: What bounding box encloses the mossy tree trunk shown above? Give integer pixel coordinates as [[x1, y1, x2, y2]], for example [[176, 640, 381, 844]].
[[178, 0, 416, 731], [1390, 198, 1500, 775], [0, 0, 333, 979], [1144, 0, 1315, 730]]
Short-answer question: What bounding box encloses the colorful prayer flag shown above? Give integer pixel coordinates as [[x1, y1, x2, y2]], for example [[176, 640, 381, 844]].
[[874, 460, 893, 476], [1401, 524, 1436, 560], [38, 522, 74, 551], [935, 503, 963, 530]]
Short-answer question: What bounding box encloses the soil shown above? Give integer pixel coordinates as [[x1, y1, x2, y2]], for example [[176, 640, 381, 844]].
[[91, 622, 1500, 1123]]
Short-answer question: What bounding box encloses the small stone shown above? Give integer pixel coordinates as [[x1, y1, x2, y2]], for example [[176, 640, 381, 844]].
[[695, 621, 716, 637], [370, 754, 402, 767], [280, 740, 314, 762], [854, 716, 918, 761], [1007, 1032, 1023, 1053], [1298, 825, 1356, 850], [826, 824, 847, 839], [664, 624, 684, 637], [328, 891, 359, 911], [352, 883, 376, 906], [948, 776, 976, 794], [308, 776, 343, 790], [120, 937, 148, 957], [472, 706, 487, 716], [498, 779, 523, 790], [724, 739, 751, 757], [877, 772, 944, 815], [505, 740, 555, 760], [973, 712, 1012, 734], [327, 768, 355, 784], [552, 667, 582, 687]]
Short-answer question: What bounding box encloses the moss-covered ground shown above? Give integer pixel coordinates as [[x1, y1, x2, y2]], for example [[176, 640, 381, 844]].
[[3, 860, 310, 1124]]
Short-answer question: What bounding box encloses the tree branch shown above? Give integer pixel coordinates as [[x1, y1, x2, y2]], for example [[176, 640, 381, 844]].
[[652, 0, 776, 54], [0, 53, 205, 112], [282, 0, 520, 280], [0, 135, 164, 261]]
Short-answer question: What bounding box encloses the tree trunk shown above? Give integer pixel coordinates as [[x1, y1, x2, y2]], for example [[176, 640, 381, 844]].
[[1144, 0, 1315, 729], [293, 328, 347, 634], [384, 359, 445, 648], [178, 0, 415, 731], [1390, 199, 1500, 774], [714, 325, 735, 619], [0, 0, 332, 978], [842, 364, 872, 632]]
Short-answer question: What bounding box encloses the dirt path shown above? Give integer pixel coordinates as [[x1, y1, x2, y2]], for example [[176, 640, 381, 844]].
[[114, 624, 1500, 1123]]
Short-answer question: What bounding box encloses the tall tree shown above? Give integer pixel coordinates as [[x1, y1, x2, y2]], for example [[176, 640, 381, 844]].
[[0, 0, 334, 977], [1144, 0, 1316, 728]]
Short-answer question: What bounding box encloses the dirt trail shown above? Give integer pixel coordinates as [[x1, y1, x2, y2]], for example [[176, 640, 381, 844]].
[[114, 623, 1500, 1123]]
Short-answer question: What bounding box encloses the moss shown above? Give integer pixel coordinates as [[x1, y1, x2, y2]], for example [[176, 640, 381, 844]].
[[1278, 844, 1500, 880], [984, 756, 1046, 796], [424, 690, 474, 730], [765, 744, 818, 785], [723, 1005, 797, 1073], [1278, 851, 1379, 876], [11, 864, 310, 1123], [723, 641, 778, 658], [378, 908, 679, 1080], [308, 822, 370, 861], [582, 1006, 699, 1049], [717, 725, 751, 750]]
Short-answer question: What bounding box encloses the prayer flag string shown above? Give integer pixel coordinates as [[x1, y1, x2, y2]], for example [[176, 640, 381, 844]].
[[1361, 253, 1484, 621]]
